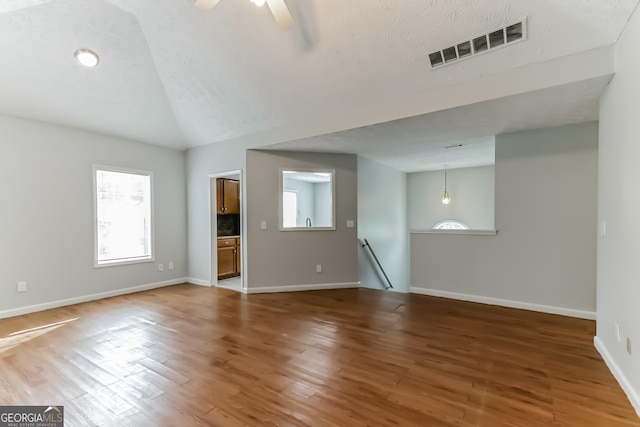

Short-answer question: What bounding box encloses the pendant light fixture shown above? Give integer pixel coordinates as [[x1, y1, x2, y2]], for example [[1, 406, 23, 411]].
[[441, 165, 451, 205]]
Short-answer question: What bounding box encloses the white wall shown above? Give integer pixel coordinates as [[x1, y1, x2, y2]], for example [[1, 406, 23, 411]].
[[357, 156, 409, 292], [246, 150, 358, 290], [596, 3, 640, 414], [314, 182, 332, 227], [186, 139, 256, 285], [0, 114, 187, 316], [408, 166, 495, 230], [411, 123, 598, 318]]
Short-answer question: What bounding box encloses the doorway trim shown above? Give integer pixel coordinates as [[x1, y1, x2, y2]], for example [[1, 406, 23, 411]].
[[209, 169, 246, 293]]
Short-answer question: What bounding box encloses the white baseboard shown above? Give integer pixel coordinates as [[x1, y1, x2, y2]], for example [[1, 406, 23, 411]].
[[594, 336, 640, 417], [185, 277, 212, 287], [245, 282, 360, 294], [0, 278, 188, 320], [410, 286, 596, 320]]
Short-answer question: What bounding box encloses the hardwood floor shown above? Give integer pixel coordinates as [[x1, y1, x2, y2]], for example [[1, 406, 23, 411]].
[[0, 285, 638, 426]]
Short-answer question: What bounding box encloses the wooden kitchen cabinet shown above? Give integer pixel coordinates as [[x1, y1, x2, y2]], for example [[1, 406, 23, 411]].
[[224, 179, 240, 214], [216, 179, 224, 215], [217, 246, 236, 278], [217, 237, 240, 279], [216, 178, 240, 214]]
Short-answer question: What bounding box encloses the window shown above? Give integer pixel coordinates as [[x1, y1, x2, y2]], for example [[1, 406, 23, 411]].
[[94, 166, 153, 266], [433, 220, 470, 230], [282, 190, 297, 228], [280, 169, 335, 230]]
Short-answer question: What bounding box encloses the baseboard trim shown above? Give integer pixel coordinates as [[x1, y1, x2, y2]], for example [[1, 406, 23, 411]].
[[245, 282, 360, 294], [410, 286, 596, 320], [185, 277, 212, 287], [594, 336, 640, 417], [0, 278, 188, 320]]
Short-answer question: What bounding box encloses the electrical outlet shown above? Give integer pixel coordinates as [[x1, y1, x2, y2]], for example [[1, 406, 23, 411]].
[[169, 262, 174, 270], [17, 281, 27, 293], [615, 322, 621, 342], [627, 337, 632, 356], [316, 264, 322, 273], [158, 264, 164, 272]]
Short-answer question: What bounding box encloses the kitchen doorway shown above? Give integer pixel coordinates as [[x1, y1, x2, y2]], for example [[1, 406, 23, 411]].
[[209, 170, 244, 292]]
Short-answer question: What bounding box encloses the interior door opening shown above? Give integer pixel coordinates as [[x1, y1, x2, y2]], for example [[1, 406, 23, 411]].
[[210, 171, 243, 292]]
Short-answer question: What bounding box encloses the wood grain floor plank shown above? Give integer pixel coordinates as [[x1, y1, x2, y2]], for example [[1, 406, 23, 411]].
[[0, 285, 638, 426]]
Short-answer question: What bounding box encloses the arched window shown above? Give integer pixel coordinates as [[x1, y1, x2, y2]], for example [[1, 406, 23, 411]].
[[433, 220, 470, 230]]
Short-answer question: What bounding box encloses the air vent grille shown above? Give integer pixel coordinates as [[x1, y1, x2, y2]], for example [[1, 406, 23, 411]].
[[429, 21, 526, 69]]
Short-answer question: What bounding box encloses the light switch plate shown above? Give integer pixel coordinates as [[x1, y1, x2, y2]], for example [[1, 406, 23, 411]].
[[261, 221, 267, 230], [346, 220, 355, 228]]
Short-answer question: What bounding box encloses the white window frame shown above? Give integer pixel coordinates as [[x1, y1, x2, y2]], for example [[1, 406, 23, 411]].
[[93, 165, 155, 268], [432, 220, 470, 230], [278, 168, 336, 231]]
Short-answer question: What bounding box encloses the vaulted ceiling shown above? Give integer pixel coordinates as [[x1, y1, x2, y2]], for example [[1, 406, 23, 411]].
[[1, 0, 637, 170]]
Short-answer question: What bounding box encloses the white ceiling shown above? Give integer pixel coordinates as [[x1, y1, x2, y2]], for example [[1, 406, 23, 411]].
[[265, 75, 609, 172], [0, 0, 184, 147], [0, 0, 637, 164]]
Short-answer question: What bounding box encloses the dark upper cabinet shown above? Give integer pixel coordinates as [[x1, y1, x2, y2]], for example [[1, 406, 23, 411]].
[[216, 178, 240, 215]]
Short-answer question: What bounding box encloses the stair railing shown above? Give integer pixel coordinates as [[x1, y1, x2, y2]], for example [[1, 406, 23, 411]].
[[360, 238, 394, 290]]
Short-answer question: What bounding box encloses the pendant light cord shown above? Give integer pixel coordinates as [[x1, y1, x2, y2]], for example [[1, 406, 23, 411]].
[[444, 166, 447, 191]]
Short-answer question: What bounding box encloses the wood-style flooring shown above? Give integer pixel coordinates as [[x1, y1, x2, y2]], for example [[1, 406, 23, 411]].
[[0, 285, 638, 426]]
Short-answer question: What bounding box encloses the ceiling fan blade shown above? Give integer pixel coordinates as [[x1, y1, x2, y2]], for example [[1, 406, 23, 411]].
[[194, 0, 220, 11], [266, 0, 294, 29]]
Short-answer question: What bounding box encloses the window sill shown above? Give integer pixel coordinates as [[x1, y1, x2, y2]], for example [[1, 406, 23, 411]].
[[280, 226, 336, 231], [94, 256, 154, 268], [410, 229, 497, 236]]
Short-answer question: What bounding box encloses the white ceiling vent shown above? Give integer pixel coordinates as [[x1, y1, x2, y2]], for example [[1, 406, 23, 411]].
[[429, 21, 527, 69]]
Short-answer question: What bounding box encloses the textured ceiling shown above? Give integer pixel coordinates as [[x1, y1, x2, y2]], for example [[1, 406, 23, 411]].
[[0, 0, 184, 147], [266, 76, 609, 172], [0, 0, 637, 153]]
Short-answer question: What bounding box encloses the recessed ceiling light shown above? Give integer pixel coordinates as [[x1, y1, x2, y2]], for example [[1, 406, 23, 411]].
[[74, 49, 99, 68]]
